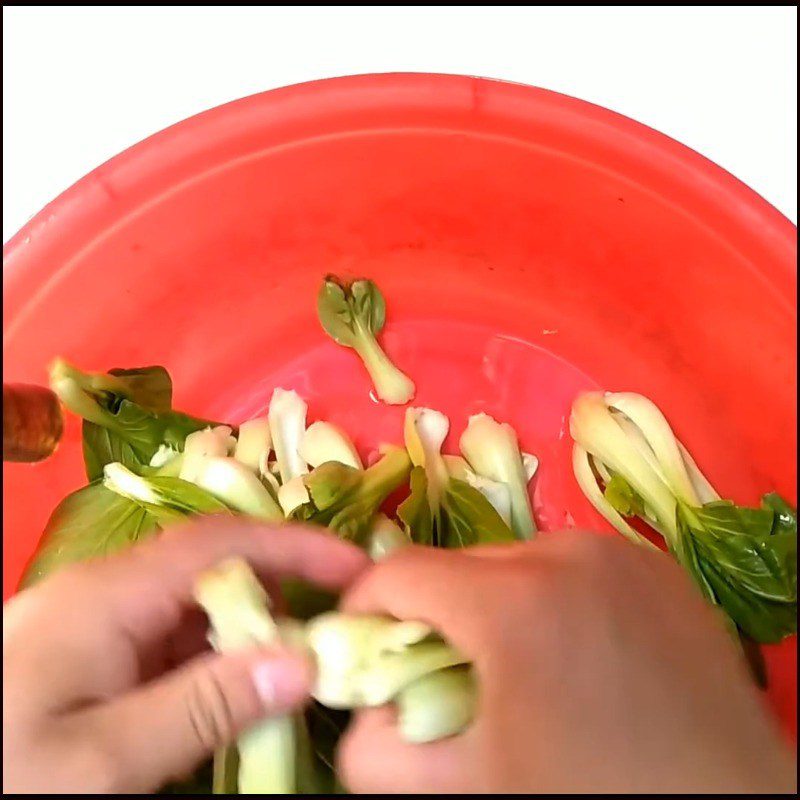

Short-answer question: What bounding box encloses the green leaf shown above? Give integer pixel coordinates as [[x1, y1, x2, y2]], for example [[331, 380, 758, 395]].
[[689, 503, 794, 602], [301, 448, 411, 541], [317, 276, 386, 348], [304, 462, 363, 512], [52, 362, 222, 480], [440, 478, 517, 547], [83, 419, 148, 480], [349, 279, 385, 335], [317, 277, 357, 346], [692, 500, 775, 538], [678, 501, 797, 643], [81, 366, 177, 479], [603, 474, 646, 517], [83, 399, 218, 481], [397, 466, 435, 546], [107, 366, 173, 413], [316, 277, 413, 405], [146, 476, 231, 516], [397, 470, 515, 549], [762, 493, 797, 537], [101, 467, 231, 529], [324, 495, 386, 541], [697, 554, 796, 643], [21, 483, 160, 587]]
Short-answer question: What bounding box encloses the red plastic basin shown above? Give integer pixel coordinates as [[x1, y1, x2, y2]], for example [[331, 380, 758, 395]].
[[3, 73, 796, 737]]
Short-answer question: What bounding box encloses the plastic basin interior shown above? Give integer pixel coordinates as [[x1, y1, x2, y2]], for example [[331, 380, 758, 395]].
[[3, 73, 796, 737]]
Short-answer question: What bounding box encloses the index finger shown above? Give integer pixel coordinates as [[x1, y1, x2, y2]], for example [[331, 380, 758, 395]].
[[5, 519, 371, 703], [340, 546, 506, 656], [96, 516, 371, 604], [22, 517, 370, 655]]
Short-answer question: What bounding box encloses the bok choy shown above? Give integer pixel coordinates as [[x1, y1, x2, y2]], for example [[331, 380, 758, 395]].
[[570, 391, 797, 644]]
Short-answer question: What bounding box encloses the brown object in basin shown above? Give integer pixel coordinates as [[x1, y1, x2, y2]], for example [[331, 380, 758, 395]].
[[3, 384, 64, 462]]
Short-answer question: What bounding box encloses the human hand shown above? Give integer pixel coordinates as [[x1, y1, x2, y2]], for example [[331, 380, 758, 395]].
[[338, 532, 797, 794], [2, 518, 369, 794]]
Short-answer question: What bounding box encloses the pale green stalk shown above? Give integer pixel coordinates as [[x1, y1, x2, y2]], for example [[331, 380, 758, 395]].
[[353, 318, 415, 405], [194, 559, 296, 795], [397, 667, 476, 743]]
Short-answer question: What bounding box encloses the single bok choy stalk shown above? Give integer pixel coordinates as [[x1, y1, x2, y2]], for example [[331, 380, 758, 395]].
[[194, 558, 298, 795], [268, 389, 311, 516], [399, 408, 517, 547], [292, 446, 412, 540], [459, 413, 537, 540], [190, 457, 283, 521], [317, 276, 415, 405], [234, 418, 273, 473], [300, 421, 364, 470]]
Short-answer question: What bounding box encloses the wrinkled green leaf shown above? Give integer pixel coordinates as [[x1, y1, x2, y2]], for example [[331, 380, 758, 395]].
[[76, 364, 218, 481], [101, 469, 231, 531], [688, 502, 795, 603], [83, 399, 219, 481], [678, 501, 797, 643], [697, 554, 796, 644], [82, 364, 174, 479], [398, 470, 514, 549], [317, 277, 413, 405], [21, 483, 160, 587], [691, 501, 775, 539]]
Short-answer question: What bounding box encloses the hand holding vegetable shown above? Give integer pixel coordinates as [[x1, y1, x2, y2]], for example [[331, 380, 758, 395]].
[[2, 519, 369, 794], [337, 535, 797, 794]]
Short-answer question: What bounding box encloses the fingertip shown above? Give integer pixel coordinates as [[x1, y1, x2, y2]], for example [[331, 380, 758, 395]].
[[340, 545, 463, 614]]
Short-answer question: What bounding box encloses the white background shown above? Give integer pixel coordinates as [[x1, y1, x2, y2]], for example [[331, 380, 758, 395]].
[[3, 6, 797, 242]]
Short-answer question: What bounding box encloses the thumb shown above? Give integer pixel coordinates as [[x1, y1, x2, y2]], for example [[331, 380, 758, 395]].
[[91, 647, 313, 793]]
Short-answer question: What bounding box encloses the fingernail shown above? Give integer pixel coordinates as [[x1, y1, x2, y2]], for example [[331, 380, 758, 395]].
[[251, 651, 313, 712]]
